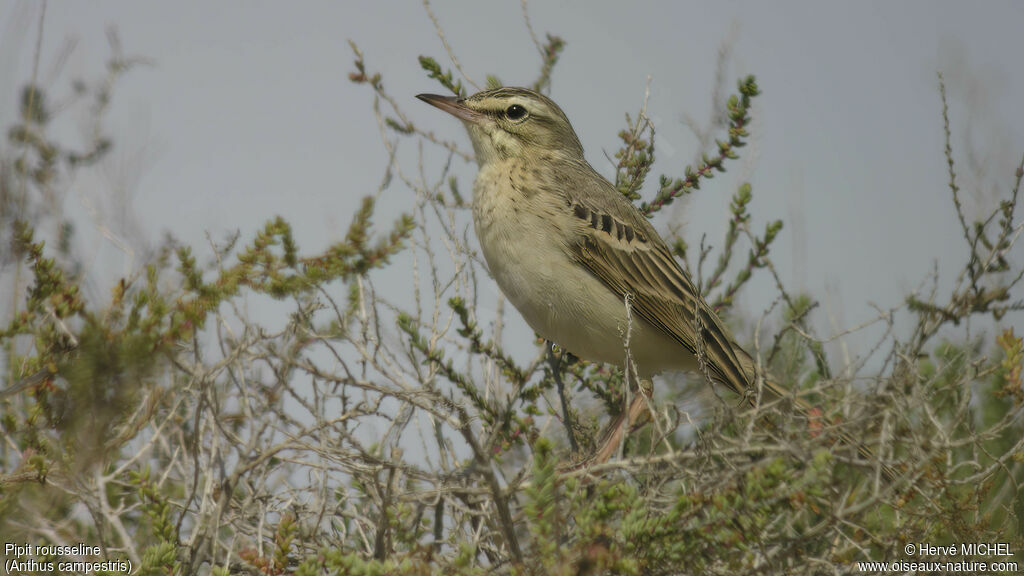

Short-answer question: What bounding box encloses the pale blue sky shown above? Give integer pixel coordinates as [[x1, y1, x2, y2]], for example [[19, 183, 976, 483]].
[[2, 1, 1022, 362]]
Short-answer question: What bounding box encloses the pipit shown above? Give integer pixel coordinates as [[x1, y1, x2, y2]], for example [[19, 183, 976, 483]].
[[417, 87, 890, 477]]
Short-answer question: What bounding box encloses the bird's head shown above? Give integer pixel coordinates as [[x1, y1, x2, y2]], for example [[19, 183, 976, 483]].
[[417, 87, 584, 166]]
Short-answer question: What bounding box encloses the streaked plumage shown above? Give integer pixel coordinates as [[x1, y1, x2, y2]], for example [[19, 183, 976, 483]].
[[417, 87, 893, 479]]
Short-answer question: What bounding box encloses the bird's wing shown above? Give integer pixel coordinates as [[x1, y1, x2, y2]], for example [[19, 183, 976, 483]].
[[559, 161, 756, 399], [557, 160, 898, 481]]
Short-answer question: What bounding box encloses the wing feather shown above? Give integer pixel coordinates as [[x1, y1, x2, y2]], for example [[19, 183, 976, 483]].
[[559, 162, 756, 398], [551, 160, 896, 481]]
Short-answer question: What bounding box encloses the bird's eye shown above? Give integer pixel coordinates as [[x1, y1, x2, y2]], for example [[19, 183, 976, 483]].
[[505, 104, 528, 121]]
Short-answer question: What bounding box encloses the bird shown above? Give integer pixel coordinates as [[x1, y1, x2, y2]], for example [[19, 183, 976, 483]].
[[416, 86, 891, 478]]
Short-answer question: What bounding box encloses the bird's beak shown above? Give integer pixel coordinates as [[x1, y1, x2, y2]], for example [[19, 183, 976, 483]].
[[416, 93, 484, 123]]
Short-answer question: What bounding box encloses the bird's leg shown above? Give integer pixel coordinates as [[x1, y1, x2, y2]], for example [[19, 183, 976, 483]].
[[589, 376, 653, 466], [547, 342, 580, 454]]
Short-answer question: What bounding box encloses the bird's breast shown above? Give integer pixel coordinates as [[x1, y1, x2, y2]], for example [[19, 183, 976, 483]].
[[471, 161, 686, 375], [472, 161, 574, 318]]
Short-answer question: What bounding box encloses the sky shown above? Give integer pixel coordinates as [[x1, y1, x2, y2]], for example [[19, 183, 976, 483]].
[[2, 1, 1023, 368]]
